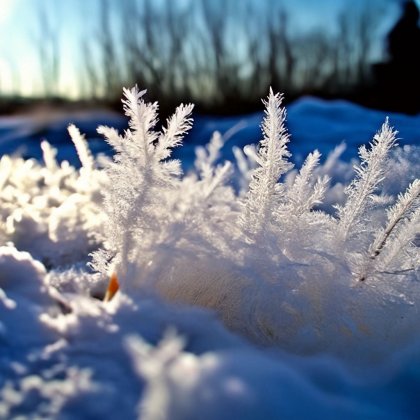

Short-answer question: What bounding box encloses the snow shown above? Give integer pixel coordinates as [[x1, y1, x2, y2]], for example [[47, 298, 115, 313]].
[[0, 94, 419, 419], [0, 109, 127, 165], [1, 96, 419, 168]]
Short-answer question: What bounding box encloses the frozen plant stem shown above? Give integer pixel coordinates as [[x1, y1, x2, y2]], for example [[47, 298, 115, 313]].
[[337, 118, 397, 243], [359, 179, 420, 281], [91, 86, 194, 289], [240, 88, 292, 240]]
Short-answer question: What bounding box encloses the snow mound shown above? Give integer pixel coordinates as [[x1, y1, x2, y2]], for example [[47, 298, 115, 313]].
[[0, 88, 419, 418]]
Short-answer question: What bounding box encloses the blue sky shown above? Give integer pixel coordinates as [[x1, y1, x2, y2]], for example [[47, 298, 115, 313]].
[[0, 0, 406, 98]]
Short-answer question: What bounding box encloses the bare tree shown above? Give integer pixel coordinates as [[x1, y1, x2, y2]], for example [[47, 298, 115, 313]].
[[80, 40, 102, 100], [266, 9, 295, 93], [36, 2, 60, 97], [74, 0, 389, 111], [354, 5, 380, 85], [97, 0, 122, 99], [334, 11, 354, 88]]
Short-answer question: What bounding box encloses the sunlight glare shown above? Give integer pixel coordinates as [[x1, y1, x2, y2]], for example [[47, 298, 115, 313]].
[[0, 0, 17, 22]]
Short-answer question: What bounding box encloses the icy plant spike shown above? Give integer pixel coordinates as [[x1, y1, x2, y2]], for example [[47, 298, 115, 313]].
[[90, 86, 194, 289], [370, 180, 419, 258], [286, 150, 329, 216], [68, 124, 94, 172], [240, 88, 292, 240], [359, 179, 420, 281], [337, 118, 398, 242]]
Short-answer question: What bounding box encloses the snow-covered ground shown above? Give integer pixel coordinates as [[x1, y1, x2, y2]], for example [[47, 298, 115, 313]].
[[2, 96, 420, 167], [0, 91, 419, 419]]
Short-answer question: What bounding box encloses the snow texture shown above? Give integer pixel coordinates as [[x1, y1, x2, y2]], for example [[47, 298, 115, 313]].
[[0, 87, 419, 419]]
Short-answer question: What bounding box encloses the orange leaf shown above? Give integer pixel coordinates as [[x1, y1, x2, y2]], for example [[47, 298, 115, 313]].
[[104, 272, 120, 302]]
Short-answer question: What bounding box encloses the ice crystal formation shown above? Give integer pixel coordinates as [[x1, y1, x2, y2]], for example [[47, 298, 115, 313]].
[[0, 87, 419, 419], [82, 86, 420, 354]]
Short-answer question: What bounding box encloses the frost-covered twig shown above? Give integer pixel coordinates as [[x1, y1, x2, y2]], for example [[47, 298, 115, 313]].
[[68, 124, 95, 173], [156, 103, 194, 161], [370, 180, 419, 258], [336, 118, 398, 242], [358, 180, 419, 281], [40, 140, 59, 172], [91, 86, 194, 288], [285, 150, 329, 216], [240, 88, 292, 240], [195, 131, 224, 174]]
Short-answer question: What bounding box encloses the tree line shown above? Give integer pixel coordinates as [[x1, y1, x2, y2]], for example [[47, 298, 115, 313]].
[[5, 0, 389, 114]]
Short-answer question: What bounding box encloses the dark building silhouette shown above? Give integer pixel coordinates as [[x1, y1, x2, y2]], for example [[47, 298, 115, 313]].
[[373, 0, 420, 114], [388, 0, 420, 63]]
